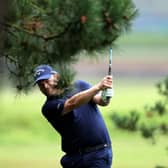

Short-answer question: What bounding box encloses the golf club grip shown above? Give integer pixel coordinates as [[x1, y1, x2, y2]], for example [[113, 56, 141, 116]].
[[108, 65, 112, 75], [108, 57, 112, 76], [106, 49, 113, 99]]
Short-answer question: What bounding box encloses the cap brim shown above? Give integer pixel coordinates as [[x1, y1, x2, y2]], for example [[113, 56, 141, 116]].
[[34, 74, 51, 85], [33, 71, 57, 86]]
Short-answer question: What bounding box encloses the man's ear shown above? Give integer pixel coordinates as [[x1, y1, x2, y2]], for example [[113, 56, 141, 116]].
[[54, 73, 60, 80], [51, 74, 59, 88], [53, 74, 60, 83]]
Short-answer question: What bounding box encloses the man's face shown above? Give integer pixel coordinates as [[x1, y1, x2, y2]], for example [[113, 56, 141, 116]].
[[37, 74, 59, 96]]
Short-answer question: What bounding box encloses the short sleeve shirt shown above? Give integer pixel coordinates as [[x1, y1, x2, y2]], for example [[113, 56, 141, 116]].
[[42, 80, 111, 153]]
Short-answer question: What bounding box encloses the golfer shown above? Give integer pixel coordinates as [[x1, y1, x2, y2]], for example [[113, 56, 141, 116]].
[[34, 64, 113, 168]]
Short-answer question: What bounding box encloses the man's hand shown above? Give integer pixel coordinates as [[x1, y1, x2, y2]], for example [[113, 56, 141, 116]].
[[97, 75, 112, 91], [93, 75, 113, 106], [62, 76, 113, 115]]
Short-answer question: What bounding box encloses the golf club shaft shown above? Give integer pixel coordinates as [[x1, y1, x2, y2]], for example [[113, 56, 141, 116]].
[[106, 48, 113, 99]]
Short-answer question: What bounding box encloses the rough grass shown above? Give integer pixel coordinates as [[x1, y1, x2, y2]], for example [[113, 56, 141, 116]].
[[0, 135, 167, 168], [0, 78, 168, 168]]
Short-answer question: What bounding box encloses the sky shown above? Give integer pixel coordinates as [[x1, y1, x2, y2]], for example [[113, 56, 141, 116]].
[[133, 0, 168, 32]]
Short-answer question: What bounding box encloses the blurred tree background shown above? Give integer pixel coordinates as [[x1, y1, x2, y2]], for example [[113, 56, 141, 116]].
[[0, 0, 137, 91]]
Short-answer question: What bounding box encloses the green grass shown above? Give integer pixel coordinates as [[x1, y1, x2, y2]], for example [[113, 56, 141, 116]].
[[0, 135, 167, 168], [113, 132, 168, 168], [0, 78, 168, 168]]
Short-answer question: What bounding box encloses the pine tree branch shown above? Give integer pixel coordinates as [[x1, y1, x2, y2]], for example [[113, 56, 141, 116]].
[[1, 53, 18, 63], [29, 1, 46, 13], [5, 56, 18, 76], [0, 21, 78, 41], [0, 22, 17, 38]]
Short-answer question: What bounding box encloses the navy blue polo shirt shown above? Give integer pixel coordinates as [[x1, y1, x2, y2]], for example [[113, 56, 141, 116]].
[[42, 80, 111, 153]]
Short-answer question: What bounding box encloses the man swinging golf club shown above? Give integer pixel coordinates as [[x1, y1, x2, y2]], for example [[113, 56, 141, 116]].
[[34, 50, 113, 167]]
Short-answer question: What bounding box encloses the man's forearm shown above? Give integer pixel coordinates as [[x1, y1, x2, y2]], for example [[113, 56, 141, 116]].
[[62, 84, 101, 115]]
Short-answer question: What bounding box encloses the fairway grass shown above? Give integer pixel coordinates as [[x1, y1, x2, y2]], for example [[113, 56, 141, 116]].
[[0, 78, 168, 168], [0, 135, 167, 168]]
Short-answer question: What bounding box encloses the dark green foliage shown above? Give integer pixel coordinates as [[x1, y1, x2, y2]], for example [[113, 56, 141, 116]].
[[111, 110, 140, 131], [56, 64, 76, 89], [111, 76, 168, 168], [157, 77, 168, 98], [149, 101, 167, 116], [155, 165, 168, 168], [1, 0, 138, 91], [146, 78, 168, 116], [160, 123, 168, 135], [139, 123, 157, 142], [113, 78, 168, 167], [141, 77, 168, 147], [112, 77, 168, 139]]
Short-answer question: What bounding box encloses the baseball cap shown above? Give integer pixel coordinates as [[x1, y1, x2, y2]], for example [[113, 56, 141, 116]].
[[34, 65, 57, 84]]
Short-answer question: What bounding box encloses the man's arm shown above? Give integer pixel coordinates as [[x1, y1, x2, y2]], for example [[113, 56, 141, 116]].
[[92, 92, 110, 106], [93, 75, 112, 106], [61, 75, 112, 115]]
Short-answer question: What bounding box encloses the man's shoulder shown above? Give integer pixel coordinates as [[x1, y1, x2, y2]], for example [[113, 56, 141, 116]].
[[42, 97, 65, 116], [74, 80, 91, 90]]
